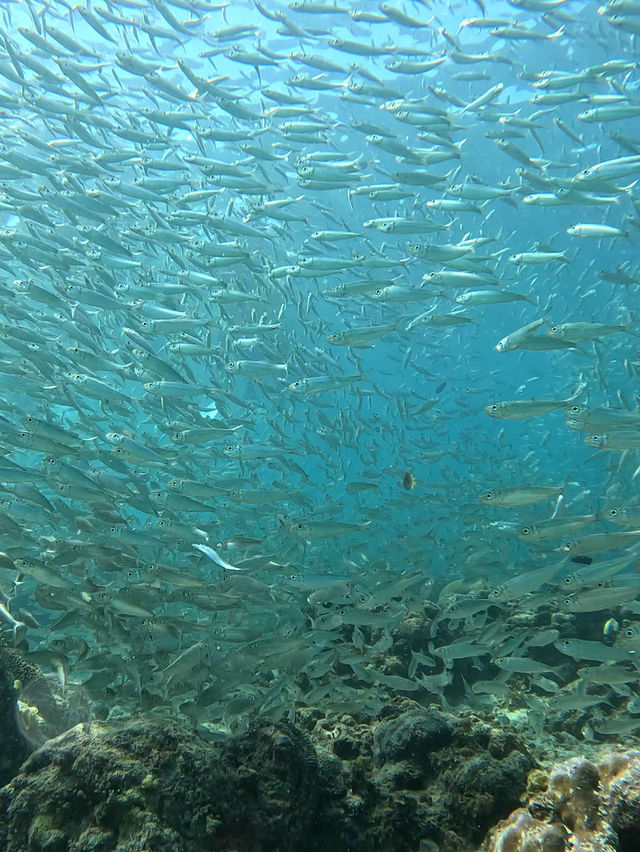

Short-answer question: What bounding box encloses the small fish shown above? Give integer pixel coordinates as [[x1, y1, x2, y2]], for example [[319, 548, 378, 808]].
[[547, 322, 630, 342], [517, 515, 599, 543], [561, 530, 640, 556], [226, 360, 288, 378], [554, 639, 634, 663], [456, 290, 534, 306], [401, 471, 416, 490], [287, 375, 364, 394], [288, 519, 372, 540], [327, 322, 401, 347], [509, 250, 570, 265], [485, 382, 586, 419], [566, 223, 629, 238], [480, 485, 564, 507], [193, 544, 245, 571], [494, 656, 560, 674], [495, 309, 550, 352]]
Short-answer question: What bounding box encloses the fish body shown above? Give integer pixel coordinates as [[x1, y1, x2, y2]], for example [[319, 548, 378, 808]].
[[567, 223, 628, 238], [555, 639, 634, 663], [517, 515, 599, 543], [288, 375, 363, 394], [509, 251, 569, 265], [485, 382, 585, 419], [289, 520, 372, 540], [548, 322, 629, 341], [495, 314, 547, 352], [327, 323, 399, 347], [480, 486, 564, 507], [225, 360, 288, 378], [0, 0, 635, 738], [456, 290, 533, 306], [561, 531, 640, 556]]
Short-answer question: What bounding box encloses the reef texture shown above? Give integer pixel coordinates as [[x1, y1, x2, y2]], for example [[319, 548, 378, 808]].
[[0, 643, 32, 787], [0, 699, 534, 852], [5, 676, 640, 852], [483, 751, 640, 852], [306, 699, 534, 852]]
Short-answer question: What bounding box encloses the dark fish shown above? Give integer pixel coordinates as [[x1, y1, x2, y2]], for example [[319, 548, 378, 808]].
[[401, 472, 416, 491]]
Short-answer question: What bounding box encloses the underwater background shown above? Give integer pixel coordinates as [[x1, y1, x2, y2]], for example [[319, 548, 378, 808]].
[[1, 0, 640, 848]]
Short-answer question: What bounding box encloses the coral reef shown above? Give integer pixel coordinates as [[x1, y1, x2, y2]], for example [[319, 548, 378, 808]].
[[0, 645, 31, 787], [6, 667, 640, 852], [0, 700, 534, 852], [1, 633, 87, 752], [0, 718, 346, 852], [482, 751, 640, 852]]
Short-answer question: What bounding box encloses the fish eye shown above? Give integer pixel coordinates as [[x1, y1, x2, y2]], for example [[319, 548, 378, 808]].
[[292, 382, 300, 388], [484, 492, 493, 500], [550, 326, 558, 333], [359, 595, 367, 603], [626, 629, 635, 638], [491, 588, 501, 597], [563, 576, 573, 585], [296, 523, 304, 529], [520, 527, 530, 535], [609, 508, 618, 516], [489, 405, 498, 412]]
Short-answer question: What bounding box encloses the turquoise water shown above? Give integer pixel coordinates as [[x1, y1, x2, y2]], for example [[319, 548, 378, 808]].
[[0, 0, 638, 741]]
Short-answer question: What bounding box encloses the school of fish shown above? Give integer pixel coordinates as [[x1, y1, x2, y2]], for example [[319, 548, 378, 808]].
[[1, 0, 640, 741]]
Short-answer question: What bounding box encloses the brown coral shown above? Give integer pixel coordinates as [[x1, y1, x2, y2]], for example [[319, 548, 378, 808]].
[[486, 809, 568, 852], [483, 752, 640, 852]]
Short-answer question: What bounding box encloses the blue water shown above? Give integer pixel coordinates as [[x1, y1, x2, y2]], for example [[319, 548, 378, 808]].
[[0, 0, 637, 741]]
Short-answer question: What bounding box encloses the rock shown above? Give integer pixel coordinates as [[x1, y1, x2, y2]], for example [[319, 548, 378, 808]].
[[599, 751, 640, 851], [0, 718, 348, 852], [373, 707, 453, 765], [0, 701, 537, 852], [340, 702, 533, 852], [482, 751, 640, 852], [0, 642, 32, 787], [485, 809, 569, 852]]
